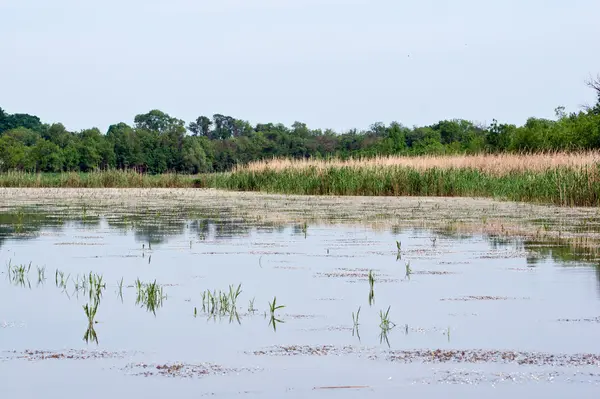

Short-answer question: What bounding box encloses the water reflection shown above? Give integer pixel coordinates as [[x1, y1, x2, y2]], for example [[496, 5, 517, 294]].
[[2, 208, 600, 295]]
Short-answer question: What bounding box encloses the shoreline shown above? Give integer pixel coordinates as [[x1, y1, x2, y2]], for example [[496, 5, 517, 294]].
[[1, 188, 599, 250]]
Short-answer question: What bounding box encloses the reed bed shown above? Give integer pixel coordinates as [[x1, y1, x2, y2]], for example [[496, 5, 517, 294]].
[[201, 164, 600, 206], [240, 152, 600, 176], [2, 152, 600, 206], [0, 170, 197, 188]]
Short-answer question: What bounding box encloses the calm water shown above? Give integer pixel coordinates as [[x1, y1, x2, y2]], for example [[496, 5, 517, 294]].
[[1, 210, 600, 398]]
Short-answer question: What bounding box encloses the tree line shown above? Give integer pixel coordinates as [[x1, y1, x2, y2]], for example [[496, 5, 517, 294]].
[[1, 76, 599, 174]]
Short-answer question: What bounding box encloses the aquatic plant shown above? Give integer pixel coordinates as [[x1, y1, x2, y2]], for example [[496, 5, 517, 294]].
[[87, 272, 106, 300], [135, 279, 166, 315], [194, 154, 600, 207], [55, 269, 70, 290], [7, 261, 31, 288], [268, 296, 285, 332], [379, 306, 396, 332], [248, 297, 257, 313], [368, 270, 375, 306], [268, 296, 285, 316], [200, 283, 243, 318], [379, 306, 396, 347], [405, 261, 412, 280], [352, 306, 361, 339], [117, 277, 124, 302], [37, 266, 46, 285]]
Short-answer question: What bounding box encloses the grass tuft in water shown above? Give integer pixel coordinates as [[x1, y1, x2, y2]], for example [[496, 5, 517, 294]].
[[268, 296, 285, 332], [200, 283, 243, 319], [6, 260, 32, 288], [379, 306, 396, 347], [135, 279, 166, 315]]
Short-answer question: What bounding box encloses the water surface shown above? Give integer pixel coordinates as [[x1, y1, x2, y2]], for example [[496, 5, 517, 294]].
[[1, 208, 600, 398]]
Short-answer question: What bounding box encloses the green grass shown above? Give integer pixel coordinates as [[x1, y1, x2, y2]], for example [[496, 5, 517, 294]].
[[135, 279, 166, 315], [0, 170, 197, 188], [197, 165, 600, 207], [4, 165, 600, 206]]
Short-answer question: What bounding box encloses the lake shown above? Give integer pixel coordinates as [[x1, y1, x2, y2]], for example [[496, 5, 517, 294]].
[[1, 189, 599, 398]]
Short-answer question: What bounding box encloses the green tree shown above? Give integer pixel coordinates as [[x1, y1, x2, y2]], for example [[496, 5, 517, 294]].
[[188, 116, 213, 137], [1, 127, 41, 146], [0, 110, 43, 134], [485, 120, 515, 152], [134, 110, 184, 133], [107, 123, 136, 169], [181, 136, 209, 173], [30, 139, 64, 172], [44, 123, 72, 148], [0, 135, 33, 171], [587, 75, 600, 115]]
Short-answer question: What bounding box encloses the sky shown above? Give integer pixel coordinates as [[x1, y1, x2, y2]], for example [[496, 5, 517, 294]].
[[1, 0, 599, 133]]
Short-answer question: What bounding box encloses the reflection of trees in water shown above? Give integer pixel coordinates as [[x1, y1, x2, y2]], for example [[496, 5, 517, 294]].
[[0, 209, 267, 249], [2, 209, 600, 283], [190, 218, 253, 240]]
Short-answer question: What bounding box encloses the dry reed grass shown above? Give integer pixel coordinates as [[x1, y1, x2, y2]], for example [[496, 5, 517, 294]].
[[240, 151, 600, 175]]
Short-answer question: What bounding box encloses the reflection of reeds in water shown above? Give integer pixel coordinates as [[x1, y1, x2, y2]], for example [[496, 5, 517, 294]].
[[201, 284, 242, 319], [83, 299, 99, 344], [379, 306, 396, 348], [55, 269, 70, 290], [248, 297, 257, 314], [368, 270, 375, 306], [352, 306, 361, 340], [405, 261, 412, 280], [37, 266, 45, 285], [117, 277, 124, 302], [268, 296, 285, 332], [71, 272, 106, 300], [7, 260, 31, 288]]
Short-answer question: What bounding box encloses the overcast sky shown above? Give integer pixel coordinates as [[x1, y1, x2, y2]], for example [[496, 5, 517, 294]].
[[1, 0, 599, 133]]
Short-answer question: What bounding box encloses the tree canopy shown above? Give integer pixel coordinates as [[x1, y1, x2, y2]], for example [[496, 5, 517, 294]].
[[2, 81, 600, 173]]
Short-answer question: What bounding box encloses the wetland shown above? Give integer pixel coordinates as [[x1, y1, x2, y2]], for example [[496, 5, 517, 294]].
[[1, 188, 600, 398]]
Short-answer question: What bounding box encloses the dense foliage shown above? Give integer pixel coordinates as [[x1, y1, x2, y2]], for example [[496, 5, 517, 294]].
[[1, 78, 599, 174]]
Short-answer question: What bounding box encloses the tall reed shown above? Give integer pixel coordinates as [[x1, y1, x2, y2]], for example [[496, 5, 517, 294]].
[[200, 164, 600, 206]]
